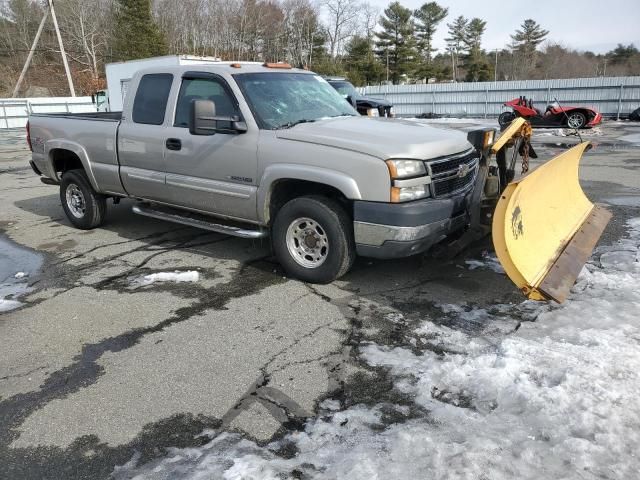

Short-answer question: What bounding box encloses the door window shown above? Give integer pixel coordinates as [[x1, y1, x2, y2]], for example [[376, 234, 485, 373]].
[[174, 77, 239, 130], [132, 74, 173, 125]]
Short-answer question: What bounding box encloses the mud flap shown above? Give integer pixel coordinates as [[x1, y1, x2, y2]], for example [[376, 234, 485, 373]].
[[492, 142, 611, 303]]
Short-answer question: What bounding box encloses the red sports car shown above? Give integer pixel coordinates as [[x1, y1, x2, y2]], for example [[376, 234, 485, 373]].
[[499, 96, 602, 129]]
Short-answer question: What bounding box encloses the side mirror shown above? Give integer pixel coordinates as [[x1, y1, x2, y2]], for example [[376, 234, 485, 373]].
[[189, 99, 248, 135], [190, 99, 217, 135], [91, 94, 96, 104], [346, 95, 357, 108]]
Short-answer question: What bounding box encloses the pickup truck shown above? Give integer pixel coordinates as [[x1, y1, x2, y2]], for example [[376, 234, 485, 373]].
[[27, 62, 483, 283], [324, 77, 394, 117]]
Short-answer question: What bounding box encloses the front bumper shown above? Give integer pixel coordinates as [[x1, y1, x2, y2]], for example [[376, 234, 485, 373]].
[[353, 193, 471, 259], [587, 112, 602, 127]]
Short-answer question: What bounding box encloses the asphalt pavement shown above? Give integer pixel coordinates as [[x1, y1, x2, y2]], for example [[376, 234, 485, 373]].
[[0, 119, 638, 479]]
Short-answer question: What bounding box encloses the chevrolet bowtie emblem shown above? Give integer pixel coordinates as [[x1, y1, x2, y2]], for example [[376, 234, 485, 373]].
[[456, 163, 471, 178]]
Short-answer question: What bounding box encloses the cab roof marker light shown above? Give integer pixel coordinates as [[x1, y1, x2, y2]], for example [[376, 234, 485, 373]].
[[263, 62, 292, 69]]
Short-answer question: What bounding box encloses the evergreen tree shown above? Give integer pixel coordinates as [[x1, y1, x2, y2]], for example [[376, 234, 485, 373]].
[[113, 0, 167, 61], [413, 2, 448, 63], [509, 19, 549, 56], [509, 18, 548, 78], [343, 35, 384, 86], [445, 15, 468, 81], [463, 18, 491, 81], [608, 43, 639, 64], [375, 2, 418, 84]]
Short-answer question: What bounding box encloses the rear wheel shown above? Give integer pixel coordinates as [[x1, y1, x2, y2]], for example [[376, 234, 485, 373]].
[[498, 111, 516, 128], [272, 195, 355, 283], [566, 111, 587, 129], [60, 169, 107, 229]]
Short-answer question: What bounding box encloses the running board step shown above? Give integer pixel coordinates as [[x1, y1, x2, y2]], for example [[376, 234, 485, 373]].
[[132, 204, 267, 239]]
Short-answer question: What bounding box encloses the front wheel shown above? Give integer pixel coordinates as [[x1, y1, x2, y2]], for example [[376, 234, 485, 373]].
[[566, 111, 587, 129], [498, 111, 516, 128], [272, 196, 355, 283], [60, 169, 107, 229]]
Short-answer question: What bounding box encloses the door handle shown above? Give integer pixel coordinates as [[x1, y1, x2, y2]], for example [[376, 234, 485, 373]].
[[165, 138, 182, 151]]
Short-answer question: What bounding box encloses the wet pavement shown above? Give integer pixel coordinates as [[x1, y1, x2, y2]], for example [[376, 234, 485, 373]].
[[0, 120, 639, 479]]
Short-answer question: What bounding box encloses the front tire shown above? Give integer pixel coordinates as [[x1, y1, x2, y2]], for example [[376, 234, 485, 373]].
[[272, 196, 355, 283], [566, 111, 587, 129], [60, 169, 107, 229]]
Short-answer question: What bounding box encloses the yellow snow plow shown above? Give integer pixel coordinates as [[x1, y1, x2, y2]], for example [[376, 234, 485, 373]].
[[486, 118, 611, 303]]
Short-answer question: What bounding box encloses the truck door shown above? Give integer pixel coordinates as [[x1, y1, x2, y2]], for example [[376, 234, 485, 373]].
[[162, 73, 259, 221], [117, 73, 173, 202]]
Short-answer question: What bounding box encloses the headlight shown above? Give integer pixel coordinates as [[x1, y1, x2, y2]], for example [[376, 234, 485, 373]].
[[388, 107, 394, 118], [386, 159, 426, 178], [386, 159, 431, 202], [366, 108, 379, 117], [391, 185, 429, 202]]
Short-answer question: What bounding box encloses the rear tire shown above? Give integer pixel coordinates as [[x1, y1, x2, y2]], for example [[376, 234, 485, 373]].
[[272, 195, 355, 284], [566, 111, 587, 129], [498, 111, 516, 128], [60, 169, 107, 229]]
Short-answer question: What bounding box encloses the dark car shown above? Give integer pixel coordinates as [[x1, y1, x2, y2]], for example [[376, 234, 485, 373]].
[[325, 77, 394, 117]]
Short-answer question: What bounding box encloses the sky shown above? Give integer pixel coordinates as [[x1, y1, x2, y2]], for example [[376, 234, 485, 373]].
[[367, 0, 640, 54]]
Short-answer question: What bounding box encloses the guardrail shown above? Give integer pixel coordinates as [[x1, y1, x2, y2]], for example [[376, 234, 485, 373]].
[[0, 97, 96, 129], [361, 76, 640, 119]]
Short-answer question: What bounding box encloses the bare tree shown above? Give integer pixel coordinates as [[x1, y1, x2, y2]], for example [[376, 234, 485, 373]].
[[54, 0, 114, 82], [322, 0, 360, 58]]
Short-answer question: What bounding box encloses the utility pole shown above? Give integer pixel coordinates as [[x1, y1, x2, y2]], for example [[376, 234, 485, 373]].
[[12, 0, 76, 98], [12, 10, 49, 97], [386, 49, 389, 84], [49, 0, 75, 97]]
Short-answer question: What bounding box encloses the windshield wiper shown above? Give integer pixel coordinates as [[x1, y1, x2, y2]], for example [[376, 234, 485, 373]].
[[275, 119, 316, 129]]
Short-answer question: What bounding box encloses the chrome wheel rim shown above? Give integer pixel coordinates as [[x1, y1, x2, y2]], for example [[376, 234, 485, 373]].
[[286, 217, 329, 269], [567, 113, 584, 129], [65, 183, 86, 218]]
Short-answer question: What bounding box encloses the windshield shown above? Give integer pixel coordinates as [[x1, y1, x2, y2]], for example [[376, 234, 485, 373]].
[[329, 80, 359, 99], [234, 72, 357, 129]]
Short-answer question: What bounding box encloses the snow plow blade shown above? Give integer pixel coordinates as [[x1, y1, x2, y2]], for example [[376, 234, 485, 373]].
[[492, 142, 611, 303]]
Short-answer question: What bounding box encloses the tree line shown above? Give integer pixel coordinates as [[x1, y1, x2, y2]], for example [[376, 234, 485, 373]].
[[0, 0, 638, 97]]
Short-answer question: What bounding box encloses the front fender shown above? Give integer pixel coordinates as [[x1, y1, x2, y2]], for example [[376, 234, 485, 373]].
[[257, 164, 362, 224], [45, 139, 100, 191]]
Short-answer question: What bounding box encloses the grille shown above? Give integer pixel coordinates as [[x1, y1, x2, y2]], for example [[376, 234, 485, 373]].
[[433, 167, 477, 197], [429, 149, 477, 175], [426, 149, 479, 197]]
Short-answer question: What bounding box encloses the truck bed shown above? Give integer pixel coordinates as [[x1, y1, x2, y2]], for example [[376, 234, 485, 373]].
[[29, 111, 122, 122]]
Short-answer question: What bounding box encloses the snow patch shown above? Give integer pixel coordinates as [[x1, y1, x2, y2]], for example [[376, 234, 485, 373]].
[[0, 298, 22, 313], [132, 270, 200, 287], [619, 133, 640, 145], [113, 218, 640, 480], [465, 251, 504, 273]]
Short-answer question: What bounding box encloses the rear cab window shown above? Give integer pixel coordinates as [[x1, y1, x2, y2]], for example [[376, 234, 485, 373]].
[[132, 73, 173, 125]]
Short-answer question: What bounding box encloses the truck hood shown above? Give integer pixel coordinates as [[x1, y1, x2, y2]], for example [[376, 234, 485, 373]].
[[275, 117, 472, 160]]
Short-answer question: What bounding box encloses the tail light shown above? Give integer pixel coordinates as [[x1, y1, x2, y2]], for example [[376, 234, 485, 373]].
[[26, 120, 33, 151]]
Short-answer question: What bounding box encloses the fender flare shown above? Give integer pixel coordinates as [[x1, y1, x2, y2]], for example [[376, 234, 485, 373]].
[[257, 163, 362, 224], [45, 139, 100, 191]]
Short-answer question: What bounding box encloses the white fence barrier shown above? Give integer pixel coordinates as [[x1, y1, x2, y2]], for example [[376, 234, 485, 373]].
[[0, 97, 96, 129], [362, 76, 640, 118]]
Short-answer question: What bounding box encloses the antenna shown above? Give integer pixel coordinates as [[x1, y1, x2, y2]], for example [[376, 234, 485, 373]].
[[553, 97, 582, 142]]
